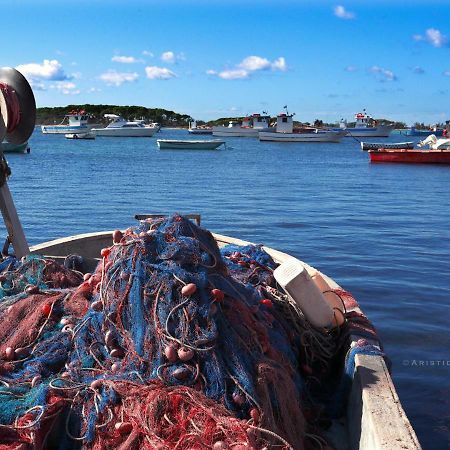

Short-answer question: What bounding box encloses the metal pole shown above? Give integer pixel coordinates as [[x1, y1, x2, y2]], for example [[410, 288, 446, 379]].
[[0, 182, 29, 258]]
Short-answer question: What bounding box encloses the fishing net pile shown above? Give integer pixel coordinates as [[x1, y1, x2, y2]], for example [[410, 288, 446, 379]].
[[0, 215, 370, 450]]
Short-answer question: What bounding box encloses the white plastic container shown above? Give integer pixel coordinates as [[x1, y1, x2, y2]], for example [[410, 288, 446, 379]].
[[274, 258, 334, 328]]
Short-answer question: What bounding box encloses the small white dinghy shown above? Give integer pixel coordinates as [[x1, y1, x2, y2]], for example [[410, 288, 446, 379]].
[[360, 141, 414, 151], [157, 139, 225, 150], [65, 132, 96, 140]]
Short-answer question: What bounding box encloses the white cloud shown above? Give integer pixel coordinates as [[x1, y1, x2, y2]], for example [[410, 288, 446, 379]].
[[208, 55, 287, 80], [112, 55, 143, 64], [142, 50, 154, 57], [369, 66, 397, 82], [145, 66, 176, 80], [99, 70, 139, 86], [334, 5, 355, 20], [272, 57, 287, 71], [161, 51, 176, 63], [239, 56, 271, 71], [444, 71, 450, 77], [413, 28, 448, 47], [160, 51, 186, 64], [345, 65, 358, 72], [238, 55, 287, 72], [217, 69, 249, 80], [51, 81, 80, 95], [16, 59, 69, 81]]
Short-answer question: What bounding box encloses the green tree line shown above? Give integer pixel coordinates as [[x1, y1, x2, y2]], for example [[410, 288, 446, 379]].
[[36, 104, 193, 127]]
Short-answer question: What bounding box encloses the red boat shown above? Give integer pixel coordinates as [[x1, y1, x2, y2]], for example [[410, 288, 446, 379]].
[[369, 148, 450, 164]]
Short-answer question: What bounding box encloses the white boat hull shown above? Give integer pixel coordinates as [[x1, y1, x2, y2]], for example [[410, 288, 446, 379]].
[[157, 139, 224, 150], [188, 129, 213, 135], [341, 125, 394, 138], [259, 130, 345, 142], [212, 127, 275, 137], [92, 127, 157, 137]]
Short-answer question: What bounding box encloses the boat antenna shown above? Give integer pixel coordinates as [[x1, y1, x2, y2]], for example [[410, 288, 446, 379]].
[[283, 105, 289, 116], [0, 67, 36, 258]]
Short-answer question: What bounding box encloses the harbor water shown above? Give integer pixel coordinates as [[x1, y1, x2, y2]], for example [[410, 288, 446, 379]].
[[3, 128, 449, 449]]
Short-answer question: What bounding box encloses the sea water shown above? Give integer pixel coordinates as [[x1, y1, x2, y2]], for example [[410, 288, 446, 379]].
[[3, 128, 449, 449]]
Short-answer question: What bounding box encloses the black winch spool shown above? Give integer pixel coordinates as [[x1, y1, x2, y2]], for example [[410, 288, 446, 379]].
[[0, 67, 36, 144]]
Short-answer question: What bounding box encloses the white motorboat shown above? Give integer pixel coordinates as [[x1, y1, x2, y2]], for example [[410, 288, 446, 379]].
[[259, 111, 345, 142], [65, 132, 96, 140], [149, 122, 161, 132], [41, 110, 97, 134], [336, 111, 394, 137], [188, 120, 213, 135], [212, 113, 274, 137], [157, 139, 225, 150], [91, 114, 158, 137]]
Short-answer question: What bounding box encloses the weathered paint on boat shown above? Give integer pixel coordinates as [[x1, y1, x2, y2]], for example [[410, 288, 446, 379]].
[[30, 228, 421, 450], [369, 149, 450, 164]]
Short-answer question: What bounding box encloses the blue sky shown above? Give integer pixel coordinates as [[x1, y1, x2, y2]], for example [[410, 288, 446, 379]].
[[2, 0, 449, 124]]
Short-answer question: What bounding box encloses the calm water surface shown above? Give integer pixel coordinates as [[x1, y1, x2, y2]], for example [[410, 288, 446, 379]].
[[3, 129, 450, 449]]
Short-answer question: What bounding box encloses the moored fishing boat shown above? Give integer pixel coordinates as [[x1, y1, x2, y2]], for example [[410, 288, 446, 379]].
[[157, 139, 225, 150], [259, 111, 345, 142], [212, 113, 274, 137], [368, 134, 450, 164], [188, 120, 213, 135], [405, 126, 443, 137], [337, 111, 394, 137], [360, 141, 414, 151], [26, 216, 421, 450], [41, 110, 97, 134], [369, 149, 450, 164]]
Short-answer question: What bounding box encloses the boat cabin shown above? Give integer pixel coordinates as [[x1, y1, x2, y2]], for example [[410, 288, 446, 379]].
[[102, 114, 146, 129], [251, 113, 271, 130], [227, 120, 241, 128], [354, 111, 373, 129], [66, 111, 90, 126], [275, 113, 294, 133]]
